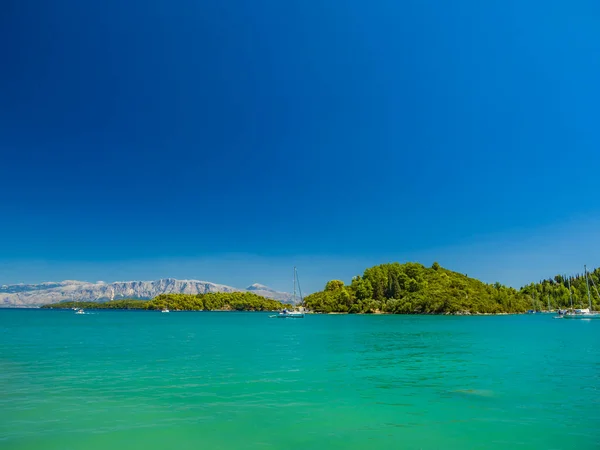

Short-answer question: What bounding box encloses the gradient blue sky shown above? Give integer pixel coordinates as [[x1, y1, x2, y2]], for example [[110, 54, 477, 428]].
[[1, 1, 599, 292]]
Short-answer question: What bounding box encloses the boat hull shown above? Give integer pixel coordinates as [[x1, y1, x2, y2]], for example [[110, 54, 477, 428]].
[[562, 314, 600, 319]]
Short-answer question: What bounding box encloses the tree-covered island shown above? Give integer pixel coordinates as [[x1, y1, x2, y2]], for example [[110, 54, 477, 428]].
[[42, 292, 285, 311], [303, 262, 600, 314]]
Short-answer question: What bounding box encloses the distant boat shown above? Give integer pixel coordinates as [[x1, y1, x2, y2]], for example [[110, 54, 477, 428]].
[[527, 291, 540, 314], [275, 308, 304, 318], [161, 308, 170, 313], [562, 265, 600, 319], [73, 294, 85, 314], [272, 267, 304, 318], [542, 293, 554, 313], [563, 308, 600, 319]]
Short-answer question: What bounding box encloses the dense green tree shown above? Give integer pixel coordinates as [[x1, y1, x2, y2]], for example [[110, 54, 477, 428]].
[[325, 280, 345, 291], [350, 276, 373, 300]]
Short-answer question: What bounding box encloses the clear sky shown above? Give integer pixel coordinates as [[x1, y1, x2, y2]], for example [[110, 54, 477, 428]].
[[1, 1, 599, 292]]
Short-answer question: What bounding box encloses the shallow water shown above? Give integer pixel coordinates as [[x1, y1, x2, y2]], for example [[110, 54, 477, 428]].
[[1, 310, 598, 449]]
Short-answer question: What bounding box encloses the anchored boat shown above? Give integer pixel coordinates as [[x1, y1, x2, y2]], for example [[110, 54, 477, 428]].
[[562, 265, 600, 319], [275, 308, 304, 318], [73, 295, 85, 314], [272, 267, 305, 318]]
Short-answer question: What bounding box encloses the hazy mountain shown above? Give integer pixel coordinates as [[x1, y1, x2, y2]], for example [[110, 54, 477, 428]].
[[246, 283, 276, 292], [0, 278, 299, 307], [244, 283, 299, 304]]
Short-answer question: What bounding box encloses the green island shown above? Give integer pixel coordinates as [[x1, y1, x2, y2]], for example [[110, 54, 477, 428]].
[[303, 262, 600, 314], [41, 292, 285, 312]]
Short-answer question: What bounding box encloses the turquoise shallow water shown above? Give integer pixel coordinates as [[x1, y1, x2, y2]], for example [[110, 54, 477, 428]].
[[0, 310, 598, 449]]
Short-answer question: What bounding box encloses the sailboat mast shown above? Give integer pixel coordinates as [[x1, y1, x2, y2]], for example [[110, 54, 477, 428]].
[[547, 294, 550, 312], [293, 266, 296, 304], [585, 265, 592, 311], [589, 273, 600, 309], [568, 277, 573, 309]]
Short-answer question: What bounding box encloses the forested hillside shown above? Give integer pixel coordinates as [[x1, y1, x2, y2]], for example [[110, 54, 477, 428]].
[[303, 262, 599, 314]]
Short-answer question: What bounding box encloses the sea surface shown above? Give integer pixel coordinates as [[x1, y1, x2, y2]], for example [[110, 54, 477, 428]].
[[1, 310, 598, 449]]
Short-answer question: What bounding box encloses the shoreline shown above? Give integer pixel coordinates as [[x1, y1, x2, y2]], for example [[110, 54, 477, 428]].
[[313, 310, 527, 316], [4, 308, 538, 316], [306, 311, 526, 316]]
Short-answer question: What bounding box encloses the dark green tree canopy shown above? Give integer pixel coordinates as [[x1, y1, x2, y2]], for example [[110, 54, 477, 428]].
[[325, 280, 345, 291]]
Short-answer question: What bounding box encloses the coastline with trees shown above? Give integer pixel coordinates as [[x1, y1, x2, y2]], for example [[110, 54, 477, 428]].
[[303, 262, 599, 315], [41, 262, 599, 315]]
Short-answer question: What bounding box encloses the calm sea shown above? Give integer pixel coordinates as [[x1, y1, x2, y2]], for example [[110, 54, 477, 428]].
[[1, 310, 598, 449]]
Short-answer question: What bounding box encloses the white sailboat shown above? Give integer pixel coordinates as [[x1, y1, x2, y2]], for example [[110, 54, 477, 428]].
[[527, 291, 540, 314], [73, 294, 85, 314], [541, 293, 554, 314], [274, 267, 304, 318], [563, 265, 600, 319]]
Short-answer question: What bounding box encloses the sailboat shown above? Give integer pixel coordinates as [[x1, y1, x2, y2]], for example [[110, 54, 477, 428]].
[[274, 267, 304, 318], [73, 294, 85, 314], [563, 265, 600, 319], [557, 277, 574, 316], [542, 293, 554, 314], [527, 292, 540, 314]]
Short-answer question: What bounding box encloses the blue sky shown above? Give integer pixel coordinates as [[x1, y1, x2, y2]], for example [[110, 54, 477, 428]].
[[1, 1, 599, 292]]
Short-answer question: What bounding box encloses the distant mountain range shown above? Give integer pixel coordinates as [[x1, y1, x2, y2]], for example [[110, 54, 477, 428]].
[[0, 279, 299, 307]]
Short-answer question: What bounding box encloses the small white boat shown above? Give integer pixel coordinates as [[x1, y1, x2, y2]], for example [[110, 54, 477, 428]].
[[75, 308, 85, 315], [161, 308, 170, 313]]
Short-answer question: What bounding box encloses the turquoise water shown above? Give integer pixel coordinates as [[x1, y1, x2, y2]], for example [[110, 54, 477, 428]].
[[1, 310, 598, 449]]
